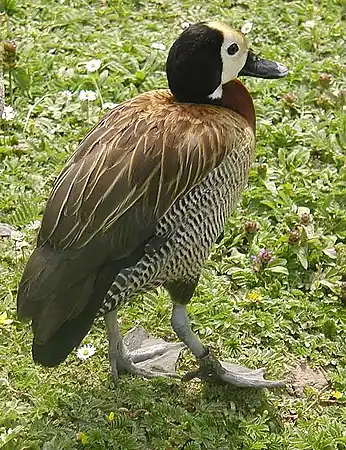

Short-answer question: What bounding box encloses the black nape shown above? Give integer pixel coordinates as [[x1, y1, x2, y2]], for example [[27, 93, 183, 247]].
[[166, 23, 224, 104]]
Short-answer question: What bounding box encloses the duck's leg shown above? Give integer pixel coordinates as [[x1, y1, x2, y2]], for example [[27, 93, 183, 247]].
[[105, 310, 184, 381], [166, 281, 285, 388]]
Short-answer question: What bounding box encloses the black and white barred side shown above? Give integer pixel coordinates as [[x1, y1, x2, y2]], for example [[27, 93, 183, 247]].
[[100, 143, 251, 314]]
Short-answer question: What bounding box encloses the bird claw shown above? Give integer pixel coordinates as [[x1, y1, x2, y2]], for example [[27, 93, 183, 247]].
[[182, 349, 286, 388]]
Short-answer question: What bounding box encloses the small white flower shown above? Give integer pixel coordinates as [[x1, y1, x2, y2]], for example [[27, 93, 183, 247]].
[[79, 90, 97, 101], [181, 21, 190, 30], [241, 21, 253, 35], [57, 67, 74, 78], [303, 20, 316, 29], [1, 105, 15, 121], [0, 428, 15, 442], [85, 59, 102, 73], [61, 90, 73, 100], [10, 230, 24, 241], [57, 67, 65, 77], [27, 220, 41, 230], [15, 240, 30, 250], [66, 68, 74, 77], [103, 102, 118, 110], [151, 42, 166, 51], [76, 344, 96, 360]]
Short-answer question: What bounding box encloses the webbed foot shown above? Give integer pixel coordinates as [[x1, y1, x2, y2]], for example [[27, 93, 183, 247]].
[[182, 350, 286, 388], [112, 325, 184, 381]]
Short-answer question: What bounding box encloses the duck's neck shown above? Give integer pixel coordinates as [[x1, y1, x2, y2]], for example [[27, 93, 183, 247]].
[[174, 80, 256, 133], [220, 79, 256, 133]]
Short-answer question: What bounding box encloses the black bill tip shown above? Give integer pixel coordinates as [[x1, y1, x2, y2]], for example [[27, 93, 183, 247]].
[[239, 50, 288, 79]]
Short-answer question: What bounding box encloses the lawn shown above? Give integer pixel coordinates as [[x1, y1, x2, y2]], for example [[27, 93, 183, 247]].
[[0, 0, 345, 448]]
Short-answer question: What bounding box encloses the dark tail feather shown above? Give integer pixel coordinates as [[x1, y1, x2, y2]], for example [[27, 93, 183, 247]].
[[32, 261, 121, 367]]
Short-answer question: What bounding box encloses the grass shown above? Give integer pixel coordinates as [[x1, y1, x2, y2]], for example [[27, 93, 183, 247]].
[[0, 0, 345, 448]]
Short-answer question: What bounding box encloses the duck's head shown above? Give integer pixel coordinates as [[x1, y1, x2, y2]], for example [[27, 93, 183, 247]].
[[166, 21, 288, 105]]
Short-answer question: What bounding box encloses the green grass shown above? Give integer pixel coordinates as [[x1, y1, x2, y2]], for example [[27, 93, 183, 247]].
[[0, 0, 345, 448]]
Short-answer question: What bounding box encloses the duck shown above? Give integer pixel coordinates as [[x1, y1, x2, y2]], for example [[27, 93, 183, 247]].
[[17, 21, 288, 388]]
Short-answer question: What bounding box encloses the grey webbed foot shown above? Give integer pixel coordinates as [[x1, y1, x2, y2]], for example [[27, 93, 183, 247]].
[[182, 350, 286, 388], [112, 325, 184, 381], [169, 303, 285, 389], [106, 311, 185, 381]]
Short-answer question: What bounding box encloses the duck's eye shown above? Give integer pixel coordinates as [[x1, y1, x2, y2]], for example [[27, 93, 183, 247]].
[[227, 43, 239, 56]]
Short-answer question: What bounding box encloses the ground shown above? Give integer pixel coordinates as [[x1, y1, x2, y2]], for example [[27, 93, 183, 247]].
[[0, 0, 345, 448]]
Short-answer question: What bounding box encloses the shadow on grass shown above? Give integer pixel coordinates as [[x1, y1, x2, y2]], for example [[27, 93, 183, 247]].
[[4, 346, 288, 449], [42, 369, 285, 449]]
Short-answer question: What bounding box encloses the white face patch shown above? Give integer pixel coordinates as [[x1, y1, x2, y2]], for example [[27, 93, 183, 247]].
[[220, 35, 248, 84], [208, 84, 223, 100]]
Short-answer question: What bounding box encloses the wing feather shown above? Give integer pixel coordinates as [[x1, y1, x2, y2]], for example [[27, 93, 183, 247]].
[[30, 95, 251, 280], [39, 90, 254, 254]]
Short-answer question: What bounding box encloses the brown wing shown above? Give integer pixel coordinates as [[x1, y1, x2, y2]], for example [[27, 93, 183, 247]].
[[39, 90, 254, 254]]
